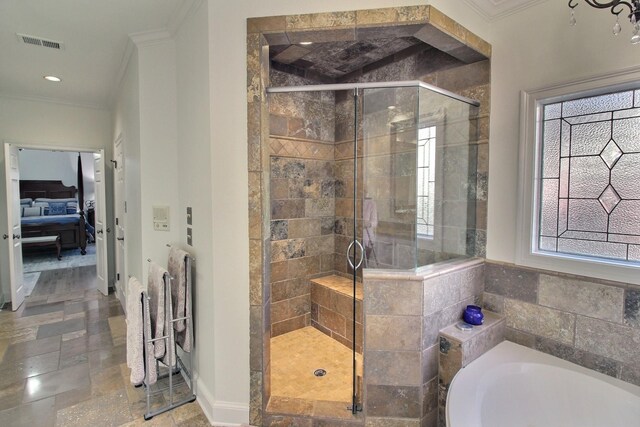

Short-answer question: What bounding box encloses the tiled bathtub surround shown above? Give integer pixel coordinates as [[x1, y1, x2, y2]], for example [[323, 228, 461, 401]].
[[484, 261, 640, 387], [363, 258, 484, 426], [438, 311, 505, 426]]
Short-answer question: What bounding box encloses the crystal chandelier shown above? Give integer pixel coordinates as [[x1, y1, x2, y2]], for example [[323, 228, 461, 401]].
[[568, 0, 640, 43]]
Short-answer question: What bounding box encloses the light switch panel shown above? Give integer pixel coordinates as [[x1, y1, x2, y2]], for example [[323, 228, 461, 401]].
[[187, 227, 192, 246], [187, 207, 192, 225]]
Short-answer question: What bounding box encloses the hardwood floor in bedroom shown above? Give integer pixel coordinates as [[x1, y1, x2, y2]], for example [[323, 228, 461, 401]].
[[0, 266, 209, 426]]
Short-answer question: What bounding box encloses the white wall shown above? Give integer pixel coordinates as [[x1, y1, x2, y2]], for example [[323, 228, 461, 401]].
[[484, 1, 640, 263], [113, 49, 142, 288], [0, 96, 112, 300], [174, 0, 216, 419], [136, 37, 180, 281]]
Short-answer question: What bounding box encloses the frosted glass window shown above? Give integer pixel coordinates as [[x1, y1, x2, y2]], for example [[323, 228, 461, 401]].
[[417, 126, 435, 237], [539, 88, 640, 262]]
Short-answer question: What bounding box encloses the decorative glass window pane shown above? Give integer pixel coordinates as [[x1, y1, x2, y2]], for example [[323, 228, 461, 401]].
[[417, 126, 436, 237], [538, 88, 640, 263]]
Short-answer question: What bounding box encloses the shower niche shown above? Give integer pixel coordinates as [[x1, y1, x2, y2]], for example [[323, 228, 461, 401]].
[[266, 78, 480, 417]]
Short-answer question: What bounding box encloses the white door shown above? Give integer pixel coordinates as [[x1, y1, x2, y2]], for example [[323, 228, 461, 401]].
[[94, 150, 108, 296], [113, 136, 126, 304], [4, 143, 24, 311]]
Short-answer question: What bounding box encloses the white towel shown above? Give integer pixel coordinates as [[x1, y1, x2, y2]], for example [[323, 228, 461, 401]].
[[148, 262, 167, 359], [125, 276, 157, 385]]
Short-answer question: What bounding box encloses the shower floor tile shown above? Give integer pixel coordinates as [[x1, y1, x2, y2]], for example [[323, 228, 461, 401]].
[[271, 326, 362, 403]]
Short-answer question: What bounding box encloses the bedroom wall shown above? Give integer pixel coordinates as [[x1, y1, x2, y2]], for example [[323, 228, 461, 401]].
[[0, 96, 112, 302], [18, 150, 96, 203]]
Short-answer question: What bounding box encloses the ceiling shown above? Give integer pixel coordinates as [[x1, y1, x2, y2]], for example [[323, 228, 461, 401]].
[[0, 1, 542, 110], [0, 0, 184, 109], [270, 37, 431, 81]]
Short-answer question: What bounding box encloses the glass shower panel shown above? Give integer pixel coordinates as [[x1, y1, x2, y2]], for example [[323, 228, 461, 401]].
[[362, 86, 479, 269], [362, 86, 420, 269]]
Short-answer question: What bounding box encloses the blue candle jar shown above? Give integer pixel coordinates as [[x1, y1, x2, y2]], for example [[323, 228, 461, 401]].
[[463, 305, 484, 325]]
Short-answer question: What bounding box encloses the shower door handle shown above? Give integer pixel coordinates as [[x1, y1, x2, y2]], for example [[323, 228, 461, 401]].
[[347, 240, 365, 270]]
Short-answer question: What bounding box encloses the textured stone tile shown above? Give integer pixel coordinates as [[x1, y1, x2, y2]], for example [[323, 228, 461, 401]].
[[505, 327, 535, 348], [539, 275, 624, 323], [504, 299, 575, 345], [365, 418, 420, 427], [366, 316, 421, 351], [366, 384, 421, 418], [36, 318, 85, 340], [55, 389, 132, 426], [485, 263, 538, 303], [620, 361, 640, 387], [0, 396, 56, 427], [0, 350, 60, 380], [624, 288, 640, 328], [575, 315, 640, 364], [365, 350, 421, 386], [482, 292, 504, 314], [1, 335, 61, 363], [534, 336, 619, 377], [272, 199, 306, 220], [264, 414, 312, 427], [366, 280, 422, 316]]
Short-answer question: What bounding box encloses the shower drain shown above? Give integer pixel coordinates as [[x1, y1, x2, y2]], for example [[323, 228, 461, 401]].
[[313, 368, 327, 377]]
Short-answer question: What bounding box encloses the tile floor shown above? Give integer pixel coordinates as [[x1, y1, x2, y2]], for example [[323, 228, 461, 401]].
[[0, 265, 211, 426], [270, 326, 363, 402]]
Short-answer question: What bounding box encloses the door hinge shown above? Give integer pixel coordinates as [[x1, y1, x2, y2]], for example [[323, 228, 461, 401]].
[[124, 201, 127, 213], [115, 217, 119, 226], [117, 273, 120, 281]]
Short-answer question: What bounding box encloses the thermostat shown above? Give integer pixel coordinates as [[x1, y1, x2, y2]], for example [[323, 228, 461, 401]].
[[153, 206, 170, 231]]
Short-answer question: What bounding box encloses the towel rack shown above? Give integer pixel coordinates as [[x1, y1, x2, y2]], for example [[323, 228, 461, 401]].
[[139, 260, 196, 420], [166, 243, 196, 262]]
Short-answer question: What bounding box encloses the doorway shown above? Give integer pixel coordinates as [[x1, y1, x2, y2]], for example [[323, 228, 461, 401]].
[[3, 143, 110, 310]]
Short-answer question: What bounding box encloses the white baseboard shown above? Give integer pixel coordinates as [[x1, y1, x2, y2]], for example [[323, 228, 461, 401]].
[[195, 370, 250, 426]]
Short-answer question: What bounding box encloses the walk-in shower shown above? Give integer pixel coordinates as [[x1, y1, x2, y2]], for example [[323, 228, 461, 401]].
[[266, 80, 479, 416]]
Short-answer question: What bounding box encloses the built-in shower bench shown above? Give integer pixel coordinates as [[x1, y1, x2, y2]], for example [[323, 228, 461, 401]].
[[310, 275, 363, 353]]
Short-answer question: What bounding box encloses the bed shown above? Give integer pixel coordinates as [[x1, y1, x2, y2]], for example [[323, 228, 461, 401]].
[[19, 180, 87, 255]]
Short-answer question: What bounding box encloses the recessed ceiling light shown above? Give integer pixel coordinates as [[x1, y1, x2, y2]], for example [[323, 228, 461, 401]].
[[388, 105, 396, 110], [43, 75, 61, 82], [299, 41, 313, 45]]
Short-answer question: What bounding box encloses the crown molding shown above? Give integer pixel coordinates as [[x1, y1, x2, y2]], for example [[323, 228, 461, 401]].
[[0, 92, 108, 111], [167, 0, 203, 37], [461, 0, 548, 21]]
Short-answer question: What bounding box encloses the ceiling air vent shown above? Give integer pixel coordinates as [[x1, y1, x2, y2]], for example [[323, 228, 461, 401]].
[[16, 33, 64, 50]]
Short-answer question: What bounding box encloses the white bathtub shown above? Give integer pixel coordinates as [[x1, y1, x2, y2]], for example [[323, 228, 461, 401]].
[[446, 340, 640, 427]]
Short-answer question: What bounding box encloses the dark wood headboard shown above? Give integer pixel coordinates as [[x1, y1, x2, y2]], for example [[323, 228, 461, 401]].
[[19, 180, 77, 200]]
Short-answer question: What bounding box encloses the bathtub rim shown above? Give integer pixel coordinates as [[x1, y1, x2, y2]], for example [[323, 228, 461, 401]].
[[446, 340, 640, 427]]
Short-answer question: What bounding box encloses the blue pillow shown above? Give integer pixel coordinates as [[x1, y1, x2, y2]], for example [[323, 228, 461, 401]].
[[48, 201, 67, 215]]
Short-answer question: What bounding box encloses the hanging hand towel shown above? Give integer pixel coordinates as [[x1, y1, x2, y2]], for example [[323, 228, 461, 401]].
[[148, 262, 168, 359], [168, 247, 188, 332], [175, 255, 192, 352], [125, 276, 157, 385]]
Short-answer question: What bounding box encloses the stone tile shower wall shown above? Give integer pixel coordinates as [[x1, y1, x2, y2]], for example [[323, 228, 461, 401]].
[[364, 259, 484, 426], [483, 261, 640, 387], [248, 6, 493, 426], [269, 70, 337, 337]]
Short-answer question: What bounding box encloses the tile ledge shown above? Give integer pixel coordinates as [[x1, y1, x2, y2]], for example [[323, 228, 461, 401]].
[[363, 257, 484, 281], [439, 310, 504, 344]]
